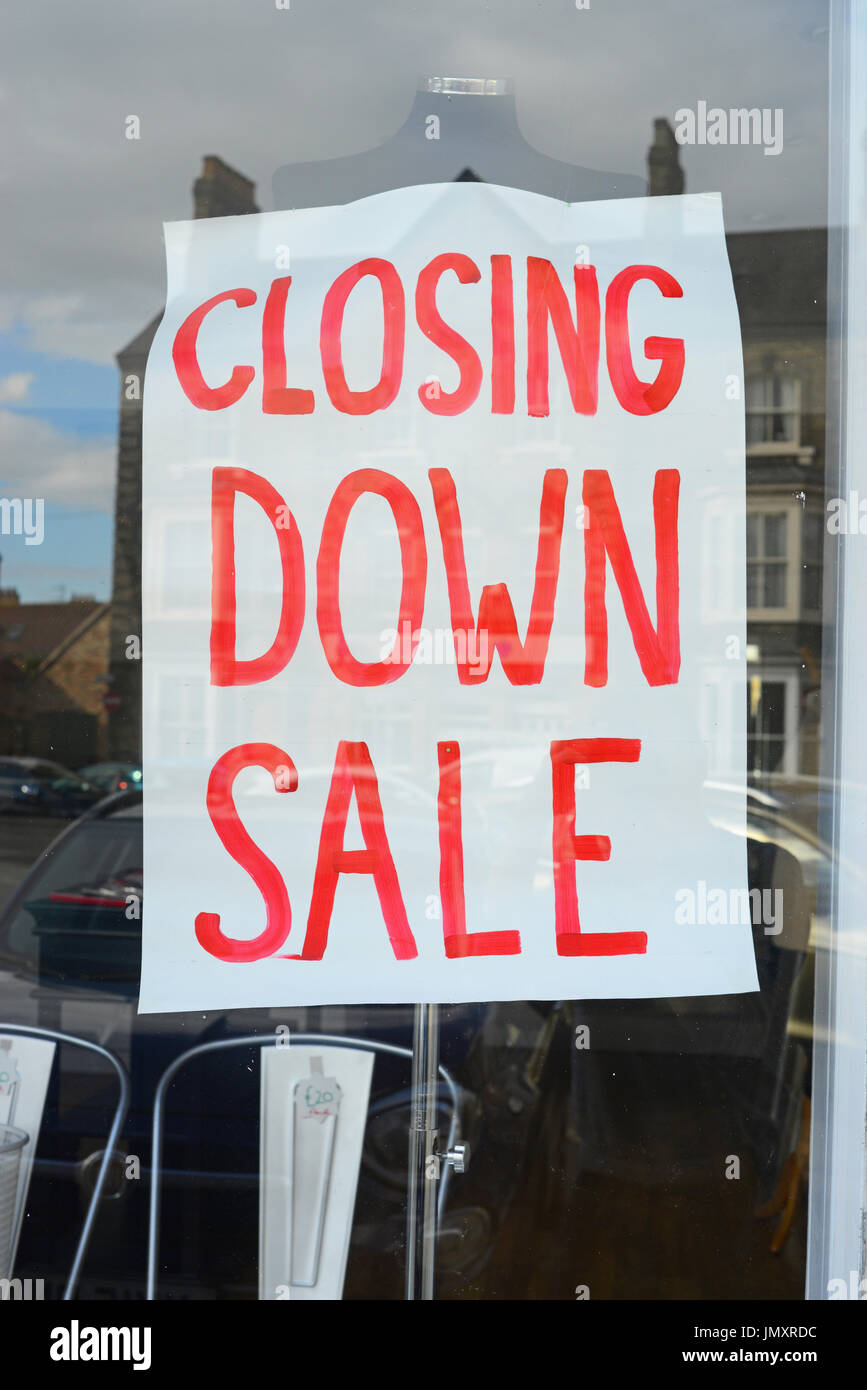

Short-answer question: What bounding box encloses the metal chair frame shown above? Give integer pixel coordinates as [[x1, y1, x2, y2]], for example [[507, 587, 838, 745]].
[[0, 1022, 130, 1300]]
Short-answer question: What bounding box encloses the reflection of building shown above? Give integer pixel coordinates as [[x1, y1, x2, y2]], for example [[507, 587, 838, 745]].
[[732, 229, 825, 780], [0, 594, 110, 765], [108, 157, 259, 760], [650, 123, 826, 781], [113, 135, 827, 782]]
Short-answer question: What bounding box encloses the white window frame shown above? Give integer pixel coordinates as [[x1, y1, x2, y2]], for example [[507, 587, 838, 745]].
[[746, 666, 800, 778], [746, 499, 801, 620], [746, 372, 803, 455]]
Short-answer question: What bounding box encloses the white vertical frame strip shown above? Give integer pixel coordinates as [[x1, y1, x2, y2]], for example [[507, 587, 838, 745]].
[[259, 1045, 374, 1301], [808, 0, 867, 1301]]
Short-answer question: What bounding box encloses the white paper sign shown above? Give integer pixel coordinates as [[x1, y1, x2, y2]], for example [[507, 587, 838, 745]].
[[141, 184, 757, 1012]]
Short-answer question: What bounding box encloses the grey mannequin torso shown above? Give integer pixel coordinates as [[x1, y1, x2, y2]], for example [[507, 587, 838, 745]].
[[272, 78, 645, 209]]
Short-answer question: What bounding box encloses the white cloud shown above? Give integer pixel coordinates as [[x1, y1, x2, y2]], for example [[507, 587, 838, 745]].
[[0, 372, 34, 403], [0, 289, 156, 368], [0, 408, 115, 510]]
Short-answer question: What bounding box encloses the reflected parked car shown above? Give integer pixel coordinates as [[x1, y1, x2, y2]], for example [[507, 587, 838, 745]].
[[0, 757, 104, 818], [77, 762, 143, 794]]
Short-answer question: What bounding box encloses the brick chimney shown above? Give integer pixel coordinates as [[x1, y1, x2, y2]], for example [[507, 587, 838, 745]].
[[648, 119, 684, 196], [193, 155, 259, 219]]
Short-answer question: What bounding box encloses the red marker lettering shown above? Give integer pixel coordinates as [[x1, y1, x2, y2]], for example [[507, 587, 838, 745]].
[[320, 258, 405, 414], [317, 469, 427, 686], [527, 258, 600, 418], [172, 288, 256, 411], [210, 467, 305, 687], [550, 738, 646, 957], [437, 741, 521, 957], [605, 264, 684, 415], [296, 741, 417, 961], [195, 743, 297, 962], [261, 276, 315, 415], [583, 468, 680, 688], [428, 466, 568, 684], [416, 253, 483, 416]]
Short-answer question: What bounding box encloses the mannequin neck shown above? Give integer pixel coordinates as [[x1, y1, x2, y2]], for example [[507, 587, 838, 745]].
[[406, 76, 521, 143]]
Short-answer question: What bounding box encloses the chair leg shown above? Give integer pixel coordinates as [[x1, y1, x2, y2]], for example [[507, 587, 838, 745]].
[[755, 1096, 810, 1253], [755, 1154, 796, 1220]]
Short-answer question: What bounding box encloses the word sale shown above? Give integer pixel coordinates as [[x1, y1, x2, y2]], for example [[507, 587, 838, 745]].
[[194, 737, 648, 966]]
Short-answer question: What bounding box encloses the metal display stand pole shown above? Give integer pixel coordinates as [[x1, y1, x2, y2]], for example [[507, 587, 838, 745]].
[[406, 1002, 440, 1301]]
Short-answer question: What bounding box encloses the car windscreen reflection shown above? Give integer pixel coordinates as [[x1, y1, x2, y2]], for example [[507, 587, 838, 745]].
[[0, 800, 142, 987]]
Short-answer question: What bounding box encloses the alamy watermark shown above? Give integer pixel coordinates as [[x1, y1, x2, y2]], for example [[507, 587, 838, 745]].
[[0, 496, 44, 546], [49, 1321, 151, 1370], [827, 492, 867, 534], [379, 621, 490, 675], [0, 1277, 44, 1300], [828, 1271, 867, 1300], [674, 102, 783, 156], [675, 880, 783, 934]]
